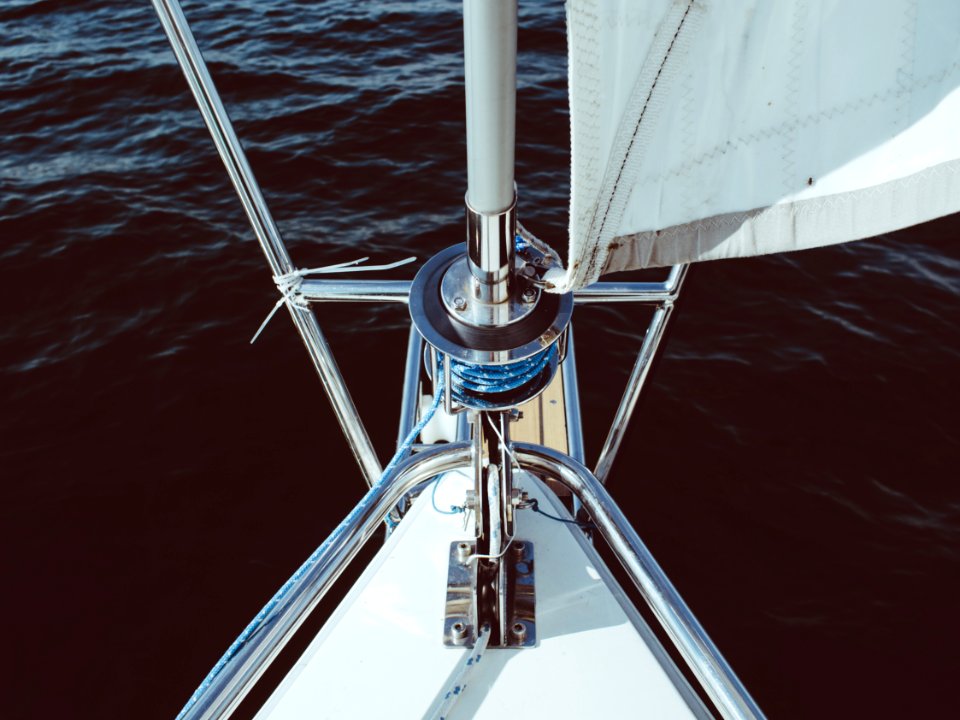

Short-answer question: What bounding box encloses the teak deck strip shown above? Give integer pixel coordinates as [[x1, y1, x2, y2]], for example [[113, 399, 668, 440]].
[[511, 363, 567, 453], [511, 365, 570, 496]]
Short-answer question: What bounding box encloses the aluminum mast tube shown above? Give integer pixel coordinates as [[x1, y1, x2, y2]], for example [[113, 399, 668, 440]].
[[463, 0, 517, 305]]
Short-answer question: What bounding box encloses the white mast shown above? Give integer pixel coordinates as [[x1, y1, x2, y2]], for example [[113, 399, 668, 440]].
[[463, 0, 517, 304]]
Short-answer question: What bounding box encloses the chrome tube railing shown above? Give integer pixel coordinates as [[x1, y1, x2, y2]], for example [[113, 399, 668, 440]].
[[561, 324, 586, 465], [572, 263, 687, 304], [297, 277, 687, 307], [150, 0, 382, 487], [299, 279, 412, 303], [594, 264, 688, 484], [397, 325, 425, 450], [179, 443, 473, 720], [179, 438, 760, 720], [514, 442, 764, 720]]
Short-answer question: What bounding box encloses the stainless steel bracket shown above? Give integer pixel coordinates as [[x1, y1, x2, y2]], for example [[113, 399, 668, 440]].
[[443, 540, 537, 648]]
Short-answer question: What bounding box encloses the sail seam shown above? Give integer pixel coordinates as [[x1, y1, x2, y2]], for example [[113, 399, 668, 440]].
[[601, 157, 960, 270], [782, 0, 807, 193], [895, 0, 919, 130], [560, 0, 702, 291], [589, 2, 695, 244]]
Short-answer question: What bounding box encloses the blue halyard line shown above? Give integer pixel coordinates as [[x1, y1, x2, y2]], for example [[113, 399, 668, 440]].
[[431, 474, 465, 516], [175, 380, 444, 720], [442, 344, 557, 408]]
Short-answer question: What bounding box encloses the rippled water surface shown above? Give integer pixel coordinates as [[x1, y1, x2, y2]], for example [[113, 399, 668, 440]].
[[3, 1, 959, 717]]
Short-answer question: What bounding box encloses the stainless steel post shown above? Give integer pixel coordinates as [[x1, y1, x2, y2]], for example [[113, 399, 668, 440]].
[[150, 0, 382, 486], [561, 324, 586, 465], [397, 325, 424, 450], [462, 0, 518, 304], [594, 265, 689, 484]]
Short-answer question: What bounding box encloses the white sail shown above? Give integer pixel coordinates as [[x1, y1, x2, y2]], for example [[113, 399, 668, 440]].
[[548, 0, 960, 291]]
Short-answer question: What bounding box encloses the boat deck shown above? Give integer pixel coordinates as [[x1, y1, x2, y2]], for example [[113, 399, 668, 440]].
[[256, 471, 708, 719]]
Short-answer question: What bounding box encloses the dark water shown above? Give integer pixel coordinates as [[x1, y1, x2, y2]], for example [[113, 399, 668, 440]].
[[2, 1, 959, 717]]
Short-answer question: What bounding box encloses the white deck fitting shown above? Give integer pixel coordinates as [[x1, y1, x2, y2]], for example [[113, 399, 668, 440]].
[[257, 472, 708, 719]]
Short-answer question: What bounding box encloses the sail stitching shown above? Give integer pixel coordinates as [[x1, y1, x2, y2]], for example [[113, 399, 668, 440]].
[[561, 0, 701, 291], [781, 0, 807, 193], [566, 0, 604, 261], [895, 0, 919, 129], [590, 3, 696, 242], [629, 59, 960, 191]]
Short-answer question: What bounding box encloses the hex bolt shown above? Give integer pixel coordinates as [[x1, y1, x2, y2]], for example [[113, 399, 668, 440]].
[[521, 287, 537, 304], [453, 295, 467, 311]]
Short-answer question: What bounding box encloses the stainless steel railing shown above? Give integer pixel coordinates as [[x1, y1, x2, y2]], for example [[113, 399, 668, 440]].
[[150, 0, 383, 487], [180, 443, 473, 720], [514, 443, 764, 720], [178, 440, 762, 720]]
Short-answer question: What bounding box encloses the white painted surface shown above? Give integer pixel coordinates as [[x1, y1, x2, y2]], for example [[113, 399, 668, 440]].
[[257, 471, 704, 719]]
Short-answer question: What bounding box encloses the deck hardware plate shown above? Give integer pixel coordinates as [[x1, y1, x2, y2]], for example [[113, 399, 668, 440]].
[[443, 539, 536, 648]]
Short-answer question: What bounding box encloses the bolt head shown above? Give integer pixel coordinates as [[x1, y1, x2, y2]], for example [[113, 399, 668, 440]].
[[521, 288, 537, 304], [453, 296, 467, 311]]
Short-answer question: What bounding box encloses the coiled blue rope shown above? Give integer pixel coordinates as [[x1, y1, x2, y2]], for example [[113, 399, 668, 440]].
[[441, 344, 557, 409]]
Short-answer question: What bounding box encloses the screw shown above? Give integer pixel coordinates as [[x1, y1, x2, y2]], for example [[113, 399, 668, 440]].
[[511, 621, 527, 643], [521, 287, 537, 304], [456, 541, 472, 564], [453, 296, 467, 311], [451, 620, 469, 644]]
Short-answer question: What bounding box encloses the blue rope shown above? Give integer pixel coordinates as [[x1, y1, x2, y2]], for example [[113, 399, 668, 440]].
[[431, 475, 465, 516], [175, 379, 444, 720], [381, 375, 443, 481], [442, 344, 557, 409]]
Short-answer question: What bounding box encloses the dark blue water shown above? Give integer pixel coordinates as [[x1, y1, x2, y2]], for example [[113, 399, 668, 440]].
[[2, 1, 958, 717]]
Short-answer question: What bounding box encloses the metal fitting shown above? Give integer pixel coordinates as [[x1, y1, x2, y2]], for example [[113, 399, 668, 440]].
[[465, 193, 516, 304]]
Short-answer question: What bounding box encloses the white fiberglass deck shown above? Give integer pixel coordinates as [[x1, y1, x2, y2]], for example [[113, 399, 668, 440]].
[[257, 471, 708, 719]]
